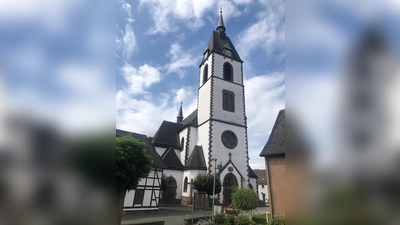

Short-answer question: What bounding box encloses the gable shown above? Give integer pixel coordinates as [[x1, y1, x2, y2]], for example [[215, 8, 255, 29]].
[[152, 121, 182, 149], [260, 109, 285, 157], [161, 147, 184, 170], [185, 145, 207, 170]]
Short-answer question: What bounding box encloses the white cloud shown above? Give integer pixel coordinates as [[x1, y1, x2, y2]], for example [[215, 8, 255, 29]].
[[140, 0, 246, 34], [121, 64, 161, 94], [244, 72, 285, 168], [116, 87, 197, 136], [236, 0, 285, 62], [166, 43, 198, 78], [122, 24, 137, 60]]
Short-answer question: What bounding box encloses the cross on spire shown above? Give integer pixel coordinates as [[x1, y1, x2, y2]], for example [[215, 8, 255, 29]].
[[217, 6, 226, 33], [228, 152, 232, 161]]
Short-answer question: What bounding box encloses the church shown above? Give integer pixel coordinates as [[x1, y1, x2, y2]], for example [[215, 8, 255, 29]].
[[118, 11, 258, 210]]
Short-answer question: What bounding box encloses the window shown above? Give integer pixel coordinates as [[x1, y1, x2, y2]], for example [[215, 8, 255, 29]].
[[181, 137, 185, 150], [134, 189, 145, 204], [222, 90, 235, 112], [223, 62, 233, 81], [203, 64, 208, 84], [183, 177, 188, 192]]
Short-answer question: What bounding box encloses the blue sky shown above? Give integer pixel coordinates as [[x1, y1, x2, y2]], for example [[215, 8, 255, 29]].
[[116, 0, 285, 169]]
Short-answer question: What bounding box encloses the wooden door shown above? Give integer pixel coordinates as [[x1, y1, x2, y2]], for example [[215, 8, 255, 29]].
[[223, 173, 238, 206], [161, 176, 177, 203]]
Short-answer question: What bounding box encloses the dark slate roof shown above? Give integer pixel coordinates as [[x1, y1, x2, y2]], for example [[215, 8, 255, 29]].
[[180, 109, 198, 127], [248, 166, 258, 179], [152, 121, 182, 149], [161, 147, 184, 170], [205, 31, 243, 63], [260, 109, 285, 157], [116, 129, 166, 169], [185, 145, 207, 170], [253, 169, 267, 185]]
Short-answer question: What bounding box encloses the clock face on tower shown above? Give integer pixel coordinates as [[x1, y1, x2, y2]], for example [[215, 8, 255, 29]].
[[221, 130, 238, 149]]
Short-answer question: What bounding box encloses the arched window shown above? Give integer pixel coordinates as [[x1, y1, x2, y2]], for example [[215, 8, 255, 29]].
[[181, 137, 185, 150], [203, 64, 208, 84], [223, 62, 233, 81], [183, 177, 188, 192]]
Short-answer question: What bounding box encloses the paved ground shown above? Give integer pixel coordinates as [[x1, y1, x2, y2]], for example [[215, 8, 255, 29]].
[[122, 205, 269, 225]]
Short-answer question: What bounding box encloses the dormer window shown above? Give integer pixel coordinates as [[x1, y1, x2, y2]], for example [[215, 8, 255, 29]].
[[223, 43, 232, 57], [224, 49, 232, 57]]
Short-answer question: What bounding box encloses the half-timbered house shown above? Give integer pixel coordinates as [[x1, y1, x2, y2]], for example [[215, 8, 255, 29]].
[[116, 129, 166, 210]]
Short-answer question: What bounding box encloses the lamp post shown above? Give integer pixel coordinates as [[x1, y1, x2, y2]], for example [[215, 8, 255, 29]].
[[212, 158, 217, 220]]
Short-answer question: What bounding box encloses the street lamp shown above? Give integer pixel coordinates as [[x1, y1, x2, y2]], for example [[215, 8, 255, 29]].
[[212, 158, 217, 220]]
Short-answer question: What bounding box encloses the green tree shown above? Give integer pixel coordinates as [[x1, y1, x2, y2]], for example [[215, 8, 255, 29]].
[[193, 172, 221, 208], [161, 174, 168, 192], [116, 135, 153, 225], [193, 172, 222, 196], [231, 188, 258, 219]]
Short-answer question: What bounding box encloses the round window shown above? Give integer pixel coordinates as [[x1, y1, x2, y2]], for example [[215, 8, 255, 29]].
[[221, 130, 238, 149]]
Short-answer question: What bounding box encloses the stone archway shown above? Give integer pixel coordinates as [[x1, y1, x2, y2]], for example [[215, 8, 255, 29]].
[[161, 176, 177, 204], [223, 173, 238, 206]]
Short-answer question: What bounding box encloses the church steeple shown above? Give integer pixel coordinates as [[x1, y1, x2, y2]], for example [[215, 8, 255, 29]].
[[216, 9, 226, 33], [177, 102, 183, 123]]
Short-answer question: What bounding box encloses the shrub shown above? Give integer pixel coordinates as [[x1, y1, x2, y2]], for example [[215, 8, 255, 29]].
[[223, 214, 235, 225], [231, 188, 258, 211], [268, 217, 285, 225], [213, 213, 224, 224], [235, 215, 256, 225]]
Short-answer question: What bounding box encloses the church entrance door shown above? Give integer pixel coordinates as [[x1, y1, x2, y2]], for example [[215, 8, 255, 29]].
[[223, 173, 238, 206], [162, 176, 177, 204]]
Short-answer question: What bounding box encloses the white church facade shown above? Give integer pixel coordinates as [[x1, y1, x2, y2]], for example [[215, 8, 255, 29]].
[[118, 11, 258, 210]]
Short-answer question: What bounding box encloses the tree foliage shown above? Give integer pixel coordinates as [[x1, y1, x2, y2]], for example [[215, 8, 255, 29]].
[[161, 174, 168, 192], [192, 172, 221, 195], [116, 135, 153, 192], [116, 135, 153, 225], [231, 188, 258, 211]]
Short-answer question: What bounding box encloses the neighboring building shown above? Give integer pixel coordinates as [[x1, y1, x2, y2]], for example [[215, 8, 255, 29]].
[[116, 129, 166, 211], [118, 10, 258, 208], [260, 109, 285, 218], [254, 169, 268, 204]]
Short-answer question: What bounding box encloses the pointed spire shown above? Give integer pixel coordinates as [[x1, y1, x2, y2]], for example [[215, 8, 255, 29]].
[[216, 6, 226, 33], [177, 102, 183, 123]]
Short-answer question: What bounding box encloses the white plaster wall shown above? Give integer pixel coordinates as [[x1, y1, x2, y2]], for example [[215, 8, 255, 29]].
[[199, 53, 213, 87], [155, 147, 167, 157], [212, 78, 245, 125], [164, 169, 184, 200], [181, 170, 207, 197], [143, 190, 152, 207], [210, 121, 248, 188], [179, 128, 188, 164], [196, 121, 210, 168], [198, 80, 211, 125], [188, 127, 198, 159], [213, 53, 243, 85], [258, 184, 268, 201], [124, 190, 134, 207]]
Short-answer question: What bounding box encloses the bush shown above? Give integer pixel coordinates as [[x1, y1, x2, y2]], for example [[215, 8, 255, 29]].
[[268, 217, 285, 225], [213, 213, 224, 224], [231, 188, 258, 211], [234, 215, 256, 225], [223, 214, 235, 225]]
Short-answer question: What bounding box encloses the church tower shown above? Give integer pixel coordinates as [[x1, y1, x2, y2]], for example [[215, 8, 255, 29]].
[[197, 10, 250, 205]]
